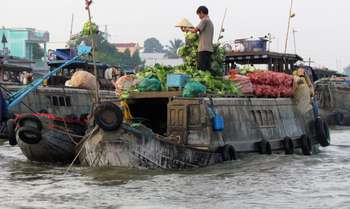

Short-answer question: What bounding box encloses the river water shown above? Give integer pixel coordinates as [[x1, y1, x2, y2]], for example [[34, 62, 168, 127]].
[[1, 130, 350, 209]]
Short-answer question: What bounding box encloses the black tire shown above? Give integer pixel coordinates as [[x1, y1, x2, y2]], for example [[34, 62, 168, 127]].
[[283, 137, 294, 155], [300, 135, 312, 156], [94, 102, 123, 131], [17, 114, 43, 131], [7, 119, 17, 146], [315, 118, 330, 147], [17, 126, 42, 144], [259, 140, 272, 155], [221, 145, 237, 161]]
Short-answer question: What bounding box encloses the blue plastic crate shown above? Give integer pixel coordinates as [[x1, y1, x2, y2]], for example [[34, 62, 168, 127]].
[[167, 74, 190, 88]]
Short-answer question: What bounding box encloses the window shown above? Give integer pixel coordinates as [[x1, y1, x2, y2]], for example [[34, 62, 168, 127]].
[[59, 97, 65, 106], [52, 96, 59, 106], [50, 96, 72, 107], [65, 96, 71, 106]]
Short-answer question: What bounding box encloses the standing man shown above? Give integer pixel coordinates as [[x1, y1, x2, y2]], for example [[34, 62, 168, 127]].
[[189, 6, 214, 74]]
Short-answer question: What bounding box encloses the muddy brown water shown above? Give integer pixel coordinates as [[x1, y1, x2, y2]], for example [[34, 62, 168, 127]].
[[1, 130, 350, 209]]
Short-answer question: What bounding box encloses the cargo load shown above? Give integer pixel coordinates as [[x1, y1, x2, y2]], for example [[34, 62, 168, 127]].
[[65, 70, 98, 90]]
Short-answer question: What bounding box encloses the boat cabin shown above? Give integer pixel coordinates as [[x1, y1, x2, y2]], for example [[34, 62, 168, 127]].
[[225, 51, 303, 74], [47, 48, 114, 90], [0, 56, 33, 85]]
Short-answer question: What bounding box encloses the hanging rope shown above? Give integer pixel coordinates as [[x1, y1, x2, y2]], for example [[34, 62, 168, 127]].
[[120, 100, 133, 123]]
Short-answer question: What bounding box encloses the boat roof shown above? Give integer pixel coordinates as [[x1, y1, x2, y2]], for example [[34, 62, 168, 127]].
[[0, 56, 33, 72], [47, 60, 109, 70], [225, 51, 303, 65]]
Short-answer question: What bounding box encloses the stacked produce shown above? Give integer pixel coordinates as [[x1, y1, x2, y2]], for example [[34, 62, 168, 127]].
[[247, 71, 294, 97], [81, 21, 99, 36], [116, 32, 240, 98], [134, 64, 240, 96]]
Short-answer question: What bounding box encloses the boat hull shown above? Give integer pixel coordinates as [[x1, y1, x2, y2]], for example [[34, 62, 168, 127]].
[[79, 97, 324, 169], [79, 126, 223, 169], [316, 80, 350, 126], [17, 128, 77, 164]]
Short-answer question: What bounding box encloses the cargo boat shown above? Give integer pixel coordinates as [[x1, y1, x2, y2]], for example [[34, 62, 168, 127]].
[[2, 46, 93, 163], [1, 48, 116, 140], [78, 51, 331, 169], [315, 77, 350, 126]]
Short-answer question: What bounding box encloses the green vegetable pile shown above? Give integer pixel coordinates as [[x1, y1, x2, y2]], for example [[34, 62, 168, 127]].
[[135, 64, 240, 96], [122, 32, 240, 97], [81, 21, 99, 36], [177, 33, 225, 76]]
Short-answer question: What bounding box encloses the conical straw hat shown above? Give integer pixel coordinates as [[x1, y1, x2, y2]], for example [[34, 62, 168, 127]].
[[175, 18, 194, 28]]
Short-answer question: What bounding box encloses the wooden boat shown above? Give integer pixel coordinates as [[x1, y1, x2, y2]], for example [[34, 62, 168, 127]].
[[15, 113, 87, 163], [78, 93, 331, 169], [315, 77, 350, 125], [77, 51, 331, 169], [0, 48, 116, 140]]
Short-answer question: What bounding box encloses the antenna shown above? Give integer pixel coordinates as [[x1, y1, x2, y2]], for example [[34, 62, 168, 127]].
[[217, 8, 228, 42], [70, 14, 74, 39]]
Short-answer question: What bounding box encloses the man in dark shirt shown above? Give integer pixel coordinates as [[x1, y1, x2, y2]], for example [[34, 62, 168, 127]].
[[189, 6, 214, 74]]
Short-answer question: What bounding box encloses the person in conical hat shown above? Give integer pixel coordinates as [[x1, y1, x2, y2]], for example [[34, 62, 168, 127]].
[[175, 18, 194, 32]]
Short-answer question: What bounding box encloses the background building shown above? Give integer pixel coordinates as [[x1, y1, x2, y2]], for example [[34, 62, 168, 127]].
[[114, 43, 142, 56], [0, 27, 49, 70]]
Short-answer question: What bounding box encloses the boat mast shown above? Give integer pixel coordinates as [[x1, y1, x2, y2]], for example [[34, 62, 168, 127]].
[[284, 0, 294, 54], [84, 0, 100, 103]]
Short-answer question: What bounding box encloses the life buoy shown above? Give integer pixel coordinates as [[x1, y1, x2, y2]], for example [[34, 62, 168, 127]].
[[17, 126, 42, 144], [94, 102, 123, 131], [220, 145, 237, 161], [315, 118, 330, 147], [6, 119, 17, 146], [300, 135, 312, 156], [259, 140, 272, 155], [283, 137, 294, 155], [17, 114, 43, 131]]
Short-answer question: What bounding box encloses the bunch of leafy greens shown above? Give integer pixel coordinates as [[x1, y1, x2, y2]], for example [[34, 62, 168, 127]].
[[128, 32, 240, 97], [135, 64, 239, 96]]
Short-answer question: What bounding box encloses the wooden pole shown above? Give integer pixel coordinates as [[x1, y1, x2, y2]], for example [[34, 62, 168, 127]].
[[292, 29, 297, 54], [85, 0, 100, 103], [284, 0, 293, 54], [69, 14, 74, 39]]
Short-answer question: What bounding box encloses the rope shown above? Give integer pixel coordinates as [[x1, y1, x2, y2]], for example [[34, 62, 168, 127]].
[[63, 126, 98, 176], [0, 85, 37, 113], [120, 100, 133, 123]]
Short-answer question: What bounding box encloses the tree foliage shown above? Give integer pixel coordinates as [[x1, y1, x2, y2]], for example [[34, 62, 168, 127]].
[[143, 37, 164, 53], [69, 33, 144, 70], [164, 38, 184, 59]]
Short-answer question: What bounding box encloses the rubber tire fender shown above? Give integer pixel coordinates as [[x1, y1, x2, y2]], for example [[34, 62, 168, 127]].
[[7, 119, 17, 146], [17, 126, 42, 144], [283, 137, 294, 155], [17, 114, 43, 131], [221, 145, 237, 161], [315, 118, 330, 147], [259, 140, 272, 155], [94, 102, 123, 131], [300, 135, 312, 156]]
